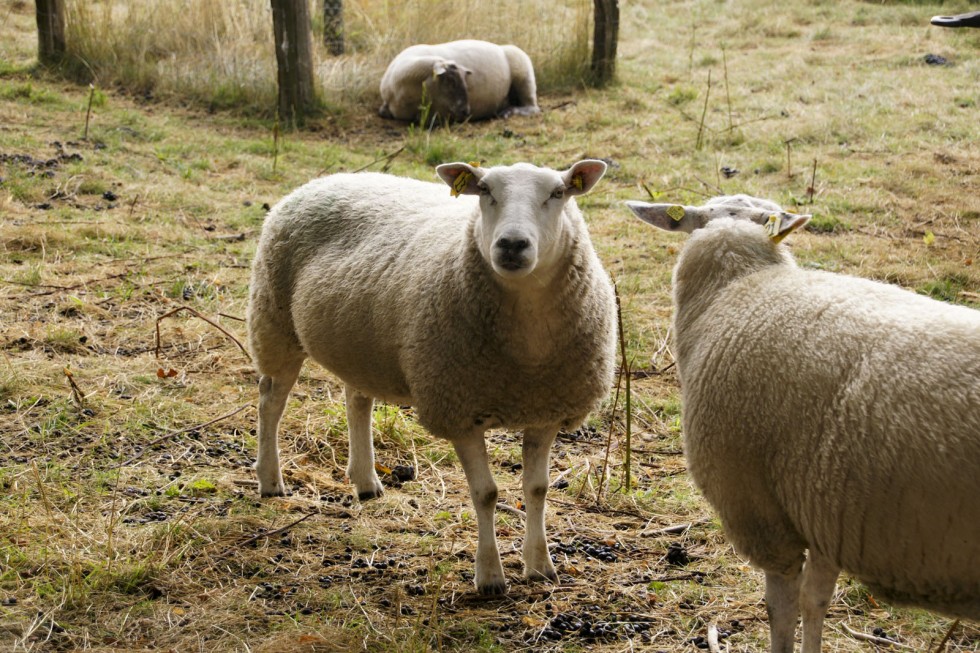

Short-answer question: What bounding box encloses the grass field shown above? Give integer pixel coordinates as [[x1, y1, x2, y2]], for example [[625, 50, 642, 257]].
[[1, 0, 979, 651]]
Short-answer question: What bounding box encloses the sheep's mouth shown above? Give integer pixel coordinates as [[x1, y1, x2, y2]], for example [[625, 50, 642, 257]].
[[494, 255, 531, 275]]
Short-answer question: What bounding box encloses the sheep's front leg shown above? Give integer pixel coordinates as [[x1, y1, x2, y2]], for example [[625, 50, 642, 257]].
[[799, 550, 839, 653], [452, 434, 506, 595], [521, 425, 558, 583], [765, 565, 802, 653], [345, 386, 384, 501], [255, 360, 303, 497]]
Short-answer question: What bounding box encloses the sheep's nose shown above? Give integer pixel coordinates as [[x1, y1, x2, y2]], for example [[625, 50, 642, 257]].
[[496, 237, 530, 255]]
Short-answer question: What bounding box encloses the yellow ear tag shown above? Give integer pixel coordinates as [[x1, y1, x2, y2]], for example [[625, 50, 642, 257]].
[[571, 172, 585, 191], [666, 205, 685, 222], [450, 170, 472, 197], [766, 214, 791, 243]]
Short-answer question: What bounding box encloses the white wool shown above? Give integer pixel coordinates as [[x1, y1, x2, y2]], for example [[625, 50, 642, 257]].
[[379, 39, 539, 122], [248, 161, 616, 595]]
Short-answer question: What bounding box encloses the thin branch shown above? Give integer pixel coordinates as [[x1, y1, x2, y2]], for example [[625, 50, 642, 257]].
[[155, 305, 251, 361], [932, 620, 960, 653], [114, 403, 252, 468], [639, 518, 712, 537], [496, 502, 526, 519], [707, 623, 723, 653], [352, 146, 405, 173], [841, 623, 916, 650], [220, 510, 317, 556]]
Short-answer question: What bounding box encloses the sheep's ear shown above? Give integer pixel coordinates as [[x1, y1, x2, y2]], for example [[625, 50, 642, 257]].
[[564, 160, 607, 196], [432, 59, 456, 79], [764, 212, 811, 243], [626, 201, 701, 233], [436, 162, 485, 197]]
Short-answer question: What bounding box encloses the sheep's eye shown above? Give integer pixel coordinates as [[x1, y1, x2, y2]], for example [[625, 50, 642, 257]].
[[477, 183, 496, 204], [550, 188, 565, 200]]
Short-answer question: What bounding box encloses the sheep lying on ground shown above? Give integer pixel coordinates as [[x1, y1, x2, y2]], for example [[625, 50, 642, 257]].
[[630, 200, 980, 652], [249, 161, 616, 595], [626, 193, 787, 234], [379, 39, 540, 123]]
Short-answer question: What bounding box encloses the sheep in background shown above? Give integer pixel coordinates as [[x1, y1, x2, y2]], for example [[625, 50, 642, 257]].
[[379, 39, 540, 123], [249, 160, 616, 595], [626, 193, 787, 234], [630, 202, 980, 652]]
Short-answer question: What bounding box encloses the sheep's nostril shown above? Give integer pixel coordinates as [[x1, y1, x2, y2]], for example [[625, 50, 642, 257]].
[[496, 237, 530, 254]]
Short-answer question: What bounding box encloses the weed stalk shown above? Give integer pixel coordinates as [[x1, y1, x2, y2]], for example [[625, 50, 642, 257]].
[[272, 112, 281, 174], [695, 70, 711, 151], [83, 83, 95, 140]]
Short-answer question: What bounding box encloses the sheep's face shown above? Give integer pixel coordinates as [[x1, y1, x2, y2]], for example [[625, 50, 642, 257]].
[[626, 197, 809, 237], [437, 161, 607, 281], [423, 61, 471, 123]]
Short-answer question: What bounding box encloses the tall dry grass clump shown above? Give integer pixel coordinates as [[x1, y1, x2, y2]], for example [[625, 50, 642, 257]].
[[62, 0, 591, 117]]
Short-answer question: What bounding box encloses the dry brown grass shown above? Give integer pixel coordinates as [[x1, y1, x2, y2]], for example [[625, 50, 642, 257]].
[[1, 0, 979, 651], [56, 0, 591, 115]]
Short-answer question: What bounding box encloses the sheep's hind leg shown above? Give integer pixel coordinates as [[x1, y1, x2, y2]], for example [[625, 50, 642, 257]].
[[521, 425, 559, 583], [452, 434, 506, 595], [345, 386, 384, 501], [799, 550, 839, 653], [255, 359, 304, 497], [765, 564, 803, 653]]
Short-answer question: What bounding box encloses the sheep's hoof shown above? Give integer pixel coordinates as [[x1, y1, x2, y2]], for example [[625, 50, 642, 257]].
[[477, 580, 508, 596], [357, 488, 384, 502], [258, 480, 287, 497], [524, 567, 558, 583]]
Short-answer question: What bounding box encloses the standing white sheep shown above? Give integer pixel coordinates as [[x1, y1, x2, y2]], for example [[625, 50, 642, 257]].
[[629, 200, 980, 652], [248, 161, 616, 595], [379, 39, 540, 123]]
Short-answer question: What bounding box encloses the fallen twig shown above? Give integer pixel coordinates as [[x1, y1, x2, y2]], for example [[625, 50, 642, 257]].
[[114, 403, 251, 468], [841, 623, 915, 649], [932, 619, 960, 653], [639, 518, 711, 537], [155, 305, 251, 361], [496, 502, 526, 519], [707, 623, 723, 653], [220, 510, 318, 556], [353, 146, 405, 173]]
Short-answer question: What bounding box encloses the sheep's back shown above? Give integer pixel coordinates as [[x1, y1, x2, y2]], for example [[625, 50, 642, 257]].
[[254, 173, 475, 402], [393, 40, 513, 119], [677, 268, 980, 617]]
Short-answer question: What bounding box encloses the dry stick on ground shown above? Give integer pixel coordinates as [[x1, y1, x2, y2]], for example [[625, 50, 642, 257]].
[[639, 518, 711, 537], [114, 403, 252, 468], [352, 146, 405, 173], [841, 623, 916, 650], [707, 623, 723, 653], [219, 510, 318, 556], [155, 305, 251, 362], [932, 620, 960, 653], [496, 502, 526, 519]]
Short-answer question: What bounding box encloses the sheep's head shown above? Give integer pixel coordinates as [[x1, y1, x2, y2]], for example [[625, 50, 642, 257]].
[[626, 198, 809, 241], [422, 60, 471, 123], [437, 160, 607, 282]]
